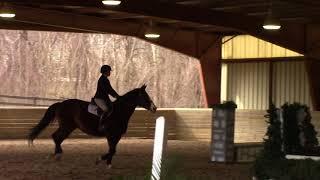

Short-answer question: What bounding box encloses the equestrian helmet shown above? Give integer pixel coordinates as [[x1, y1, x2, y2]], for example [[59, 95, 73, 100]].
[[100, 65, 112, 73]]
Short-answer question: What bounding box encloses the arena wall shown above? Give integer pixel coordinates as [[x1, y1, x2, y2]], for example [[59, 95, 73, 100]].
[[1, 108, 319, 142]]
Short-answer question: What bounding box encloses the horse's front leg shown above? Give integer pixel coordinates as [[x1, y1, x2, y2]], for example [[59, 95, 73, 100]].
[[97, 135, 121, 168]]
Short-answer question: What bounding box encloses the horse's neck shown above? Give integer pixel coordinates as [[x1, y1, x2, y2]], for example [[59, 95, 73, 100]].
[[116, 104, 135, 126], [116, 90, 137, 107], [114, 98, 137, 121], [115, 89, 141, 118], [113, 89, 139, 121], [125, 105, 136, 118]]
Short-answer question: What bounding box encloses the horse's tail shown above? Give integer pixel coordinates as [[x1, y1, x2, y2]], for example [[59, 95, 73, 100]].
[[28, 102, 60, 144]]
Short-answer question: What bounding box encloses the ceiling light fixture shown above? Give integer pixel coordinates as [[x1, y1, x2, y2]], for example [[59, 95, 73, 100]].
[[263, 2, 281, 30], [0, 3, 15, 18], [144, 21, 160, 39], [102, 0, 121, 6]]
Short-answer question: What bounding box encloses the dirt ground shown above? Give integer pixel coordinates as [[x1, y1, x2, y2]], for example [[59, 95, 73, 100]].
[[0, 139, 253, 180]]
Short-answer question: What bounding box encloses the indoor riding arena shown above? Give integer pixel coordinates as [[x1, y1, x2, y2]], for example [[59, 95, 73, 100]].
[[0, 107, 257, 180], [1, 1, 320, 180]]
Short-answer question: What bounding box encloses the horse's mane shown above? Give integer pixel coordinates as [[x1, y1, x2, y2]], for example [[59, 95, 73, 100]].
[[113, 88, 140, 105]]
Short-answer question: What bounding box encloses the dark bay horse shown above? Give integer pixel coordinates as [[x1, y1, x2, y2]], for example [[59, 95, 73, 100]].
[[28, 85, 157, 167]]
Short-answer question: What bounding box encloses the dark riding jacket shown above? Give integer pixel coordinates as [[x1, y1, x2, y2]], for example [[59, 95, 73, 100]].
[[94, 75, 119, 103]]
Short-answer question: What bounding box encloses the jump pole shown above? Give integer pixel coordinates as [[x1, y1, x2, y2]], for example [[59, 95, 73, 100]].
[[151, 116, 167, 180]]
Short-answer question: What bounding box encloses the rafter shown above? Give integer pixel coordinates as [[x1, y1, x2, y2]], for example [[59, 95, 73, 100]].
[[279, 0, 320, 7], [0, 0, 307, 53], [3, 5, 140, 35]]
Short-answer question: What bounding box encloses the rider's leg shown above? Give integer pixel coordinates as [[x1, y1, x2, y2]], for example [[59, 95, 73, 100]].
[[94, 98, 109, 132], [101, 102, 113, 130]]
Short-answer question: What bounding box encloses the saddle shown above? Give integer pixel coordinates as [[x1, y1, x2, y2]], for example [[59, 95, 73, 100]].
[[88, 98, 103, 117]]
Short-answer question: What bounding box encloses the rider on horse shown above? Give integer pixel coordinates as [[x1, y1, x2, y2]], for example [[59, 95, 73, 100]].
[[94, 65, 120, 132]]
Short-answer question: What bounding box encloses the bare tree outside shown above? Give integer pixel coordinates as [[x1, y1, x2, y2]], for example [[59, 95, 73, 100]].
[[0, 30, 205, 108]]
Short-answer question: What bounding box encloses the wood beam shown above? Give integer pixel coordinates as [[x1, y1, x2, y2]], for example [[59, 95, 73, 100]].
[[1, 5, 140, 35], [222, 56, 306, 63], [0, 5, 221, 59], [199, 35, 222, 106], [305, 59, 320, 110], [116, 0, 305, 54], [1, 0, 306, 54], [211, 2, 269, 11], [306, 24, 320, 58], [137, 28, 218, 58], [143, 31, 221, 106], [176, 0, 212, 6], [279, 0, 320, 7], [0, 0, 102, 7], [303, 24, 320, 110], [148, 30, 223, 106], [0, 20, 88, 32]]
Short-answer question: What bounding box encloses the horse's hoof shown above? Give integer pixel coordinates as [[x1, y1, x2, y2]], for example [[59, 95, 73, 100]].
[[54, 154, 62, 161], [28, 141, 34, 147], [107, 164, 112, 169]]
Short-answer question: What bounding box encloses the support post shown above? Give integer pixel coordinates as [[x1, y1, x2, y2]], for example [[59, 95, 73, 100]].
[[199, 36, 222, 107], [151, 116, 167, 180], [211, 102, 237, 162]]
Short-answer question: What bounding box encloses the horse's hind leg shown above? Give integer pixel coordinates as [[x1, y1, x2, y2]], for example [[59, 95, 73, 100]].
[[51, 127, 75, 160], [98, 135, 121, 168]]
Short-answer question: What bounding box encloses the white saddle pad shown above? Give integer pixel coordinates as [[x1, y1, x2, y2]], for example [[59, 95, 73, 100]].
[[88, 104, 99, 116]]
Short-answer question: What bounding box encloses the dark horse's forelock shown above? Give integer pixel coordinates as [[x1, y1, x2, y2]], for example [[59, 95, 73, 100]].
[[27, 87, 157, 167]]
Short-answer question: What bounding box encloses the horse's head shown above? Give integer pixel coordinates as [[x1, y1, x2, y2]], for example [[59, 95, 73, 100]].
[[135, 84, 157, 113]]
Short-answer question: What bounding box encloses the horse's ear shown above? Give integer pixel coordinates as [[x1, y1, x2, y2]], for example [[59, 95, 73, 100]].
[[141, 84, 147, 90]]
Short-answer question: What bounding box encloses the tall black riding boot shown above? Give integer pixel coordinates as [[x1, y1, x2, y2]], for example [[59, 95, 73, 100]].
[[98, 112, 107, 133], [98, 111, 112, 133]]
